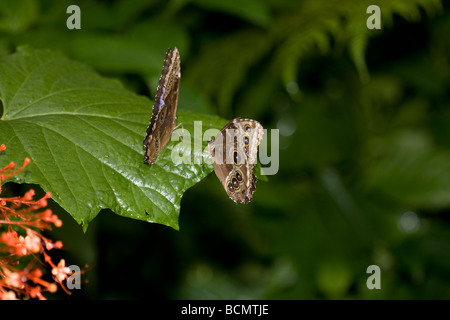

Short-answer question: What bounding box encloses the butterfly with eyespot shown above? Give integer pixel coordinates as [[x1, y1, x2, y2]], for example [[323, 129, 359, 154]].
[[208, 118, 264, 204], [143, 47, 181, 165]]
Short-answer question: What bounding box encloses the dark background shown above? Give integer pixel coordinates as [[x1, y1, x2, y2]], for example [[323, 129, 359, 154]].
[[1, 0, 450, 299]]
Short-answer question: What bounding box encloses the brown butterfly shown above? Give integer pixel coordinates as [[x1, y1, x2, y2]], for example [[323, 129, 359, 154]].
[[208, 118, 264, 204], [143, 47, 181, 165]]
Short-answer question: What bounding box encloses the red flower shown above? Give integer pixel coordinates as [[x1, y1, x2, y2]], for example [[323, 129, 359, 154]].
[[0, 144, 76, 300]]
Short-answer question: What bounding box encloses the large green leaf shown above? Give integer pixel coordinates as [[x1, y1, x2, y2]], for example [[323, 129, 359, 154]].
[[0, 46, 225, 231]]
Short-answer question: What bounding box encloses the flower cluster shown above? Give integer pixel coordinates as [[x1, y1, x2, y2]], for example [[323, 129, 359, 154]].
[[0, 144, 74, 300]]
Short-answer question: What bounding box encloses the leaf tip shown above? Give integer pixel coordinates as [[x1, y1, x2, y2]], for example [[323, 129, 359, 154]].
[[81, 220, 89, 233]]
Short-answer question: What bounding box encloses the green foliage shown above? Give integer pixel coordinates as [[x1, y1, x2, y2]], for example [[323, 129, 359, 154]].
[[0, 0, 449, 301]]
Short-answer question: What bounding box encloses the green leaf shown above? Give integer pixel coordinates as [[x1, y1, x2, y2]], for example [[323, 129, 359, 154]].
[[0, 46, 223, 231], [348, 31, 371, 83]]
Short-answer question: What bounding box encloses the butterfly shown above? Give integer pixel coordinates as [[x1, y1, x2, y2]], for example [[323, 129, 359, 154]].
[[143, 47, 181, 165], [208, 118, 264, 204]]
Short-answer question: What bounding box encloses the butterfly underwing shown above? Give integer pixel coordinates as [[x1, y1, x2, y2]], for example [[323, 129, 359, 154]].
[[208, 118, 264, 204], [143, 47, 181, 165]]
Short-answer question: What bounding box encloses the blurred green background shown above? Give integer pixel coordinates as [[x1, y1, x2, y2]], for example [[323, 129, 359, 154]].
[[1, 0, 450, 299]]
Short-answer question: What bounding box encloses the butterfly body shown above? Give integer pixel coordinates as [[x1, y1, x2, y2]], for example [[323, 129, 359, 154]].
[[143, 47, 181, 165], [208, 118, 264, 204]]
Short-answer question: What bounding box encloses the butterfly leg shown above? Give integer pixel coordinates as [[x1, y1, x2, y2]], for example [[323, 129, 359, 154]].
[[173, 122, 185, 141]]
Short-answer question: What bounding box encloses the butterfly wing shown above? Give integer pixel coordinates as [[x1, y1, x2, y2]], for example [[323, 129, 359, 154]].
[[209, 118, 264, 204], [143, 47, 181, 165]]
